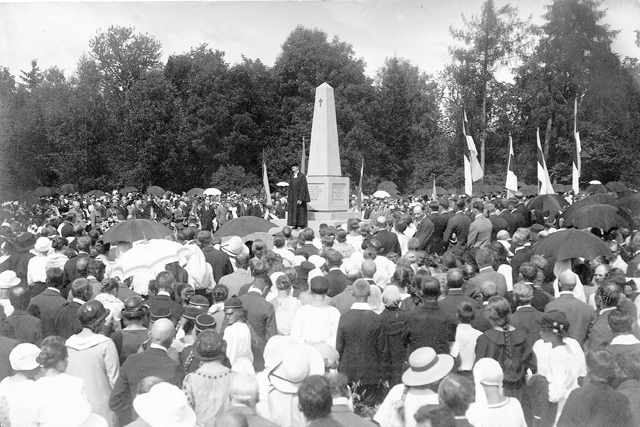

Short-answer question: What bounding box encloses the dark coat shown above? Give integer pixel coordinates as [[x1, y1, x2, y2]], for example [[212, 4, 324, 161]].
[[509, 246, 535, 283], [325, 269, 350, 298], [287, 172, 310, 228], [336, 308, 386, 385], [0, 250, 34, 286], [475, 327, 535, 388], [443, 212, 472, 247], [145, 294, 184, 324], [109, 347, 185, 425], [62, 252, 90, 296], [488, 214, 508, 242], [372, 229, 401, 256], [54, 300, 83, 340], [510, 306, 544, 349], [499, 211, 518, 236], [466, 267, 508, 298], [438, 289, 477, 319], [5, 310, 42, 345], [428, 213, 449, 255], [231, 405, 279, 427], [379, 307, 409, 387], [239, 291, 277, 372], [199, 205, 216, 231], [403, 301, 456, 357], [616, 379, 640, 427], [414, 216, 435, 252], [545, 293, 594, 346], [329, 286, 356, 316], [557, 380, 635, 427], [28, 288, 67, 337], [331, 405, 378, 427], [470, 306, 493, 332], [201, 246, 234, 283]]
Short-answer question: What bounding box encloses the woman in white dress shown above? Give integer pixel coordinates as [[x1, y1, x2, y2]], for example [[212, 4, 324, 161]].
[[32, 336, 90, 426], [531, 311, 586, 426], [222, 297, 254, 375], [270, 273, 302, 335]]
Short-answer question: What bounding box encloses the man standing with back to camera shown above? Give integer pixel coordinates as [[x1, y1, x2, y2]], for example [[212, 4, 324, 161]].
[[287, 164, 311, 230]]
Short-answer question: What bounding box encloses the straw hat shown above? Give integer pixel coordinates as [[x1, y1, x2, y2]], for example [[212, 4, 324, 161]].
[[10, 343, 41, 371], [268, 341, 325, 394], [0, 271, 21, 289], [34, 237, 52, 253], [221, 236, 249, 257], [133, 383, 197, 427], [402, 347, 454, 387]]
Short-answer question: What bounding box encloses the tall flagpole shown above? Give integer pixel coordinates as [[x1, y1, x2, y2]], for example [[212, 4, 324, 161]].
[[573, 98, 581, 195], [505, 133, 518, 199]]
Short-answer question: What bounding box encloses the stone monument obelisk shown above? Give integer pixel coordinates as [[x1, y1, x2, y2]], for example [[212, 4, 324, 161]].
[[306, 83, 357, 223]]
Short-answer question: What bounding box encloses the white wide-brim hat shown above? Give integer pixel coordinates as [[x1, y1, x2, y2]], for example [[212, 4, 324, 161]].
[[133, 383, 197, 427]]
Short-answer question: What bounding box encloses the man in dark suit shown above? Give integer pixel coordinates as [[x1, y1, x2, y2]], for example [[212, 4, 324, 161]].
[[324, 250, 349, 298], [370, 216, 401, 256], [327, 373, 379, 427], [465, 248, 508, 298], [146, 271, 184, 323], [110, 318, 185, 426], [54, 278, 92, 339], [486, 203, 508, 242], [403, 276, 456, 357], [198, 231, 234, 284], [509, 229, 534, 283], [471, 281, 498, 332], [428, 201, 449, 255], [438, 268, 476, 318], [297, 228, 319, 258], [443, 199, 472, 254], [238, 275, 277, 372], [626, 233, 640, 277], [498, 199, 518, 236], [506, 262, 552, 313], [337, 279, 386, 395], [6, 285, 42, 344], [510, 282, 544, 349], [62, 236, 91, 296], [412, 205, 434, 253], [330, 270, 361, 315], [28, 267, 67, 337], [198, 198, 216, 231], [545, 270, 594, 346]]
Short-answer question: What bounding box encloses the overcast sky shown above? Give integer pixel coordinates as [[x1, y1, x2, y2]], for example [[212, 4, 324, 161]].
[[1, 0, 639, 81]]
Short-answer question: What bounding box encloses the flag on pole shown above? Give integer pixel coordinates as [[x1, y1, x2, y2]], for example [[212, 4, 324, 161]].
[[573, 98, 581, 195], [505, 134, 518, 199], [536, 128, 555, 195], [262, 152, 272, 206], [357, 158, 364, 209], [301, 137, 307, 175], [432, 175, 437, 201], [463, 109, 483, 196]]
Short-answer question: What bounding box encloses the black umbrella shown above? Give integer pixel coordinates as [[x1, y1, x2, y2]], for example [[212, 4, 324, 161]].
[[33, 187, 55, 197], [119, 186, 138, 194], [102, 219, 172, 243], [86, 190, 105, 197], [534, 228, 612, 262], [527, 194, 569, 212], [240, 188, 258, 196], [562, 203, 633, 231], [59, 184, 76, 194], [585, 184, 607, 194], [146, 186, 165, 197], [214, 217, 278, 238], [187, 188, 205, 196], [605, 181, 628, 192]]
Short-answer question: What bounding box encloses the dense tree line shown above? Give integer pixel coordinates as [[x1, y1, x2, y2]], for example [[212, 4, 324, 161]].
[[1, 0, 639, 198]]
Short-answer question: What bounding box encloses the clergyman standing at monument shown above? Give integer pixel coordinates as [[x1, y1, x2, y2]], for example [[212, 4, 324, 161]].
[[287, 164, 310, 229]]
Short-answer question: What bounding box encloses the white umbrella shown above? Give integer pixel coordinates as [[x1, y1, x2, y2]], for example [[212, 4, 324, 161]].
[[111, 239, 192, 279], [276, 182, 289, 187], [588, 180, 602, 185], [372, 190, 391, 198], [203, 188, 222, 196]]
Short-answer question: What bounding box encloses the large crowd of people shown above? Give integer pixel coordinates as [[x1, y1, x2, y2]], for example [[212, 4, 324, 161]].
[[0, 186, 640, 427]]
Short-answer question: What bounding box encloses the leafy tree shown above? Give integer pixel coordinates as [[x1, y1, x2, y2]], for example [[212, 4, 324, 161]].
[[210, 165, 259, 194], [449, 0, 533, 170], [20, 60, 43, 91], [89, 25, 162, 93]]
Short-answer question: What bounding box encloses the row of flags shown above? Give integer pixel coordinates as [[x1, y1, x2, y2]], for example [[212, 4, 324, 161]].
[[264, 104, 582, 206]]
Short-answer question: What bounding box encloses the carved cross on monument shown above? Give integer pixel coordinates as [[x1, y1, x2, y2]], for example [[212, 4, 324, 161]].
[[318, 98, 323, 107]]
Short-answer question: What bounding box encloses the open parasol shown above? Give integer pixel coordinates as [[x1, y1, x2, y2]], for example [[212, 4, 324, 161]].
[[534, 228, 613, 262], [102, 219, 172, 243]]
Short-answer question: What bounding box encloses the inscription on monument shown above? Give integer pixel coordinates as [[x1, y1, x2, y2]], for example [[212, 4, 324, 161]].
[[308, 183, 324, 202], [332, 183, 346, 203]]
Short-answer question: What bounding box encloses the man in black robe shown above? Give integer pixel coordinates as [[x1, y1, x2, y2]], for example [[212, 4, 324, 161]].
[[287, 165, 310, 229]]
